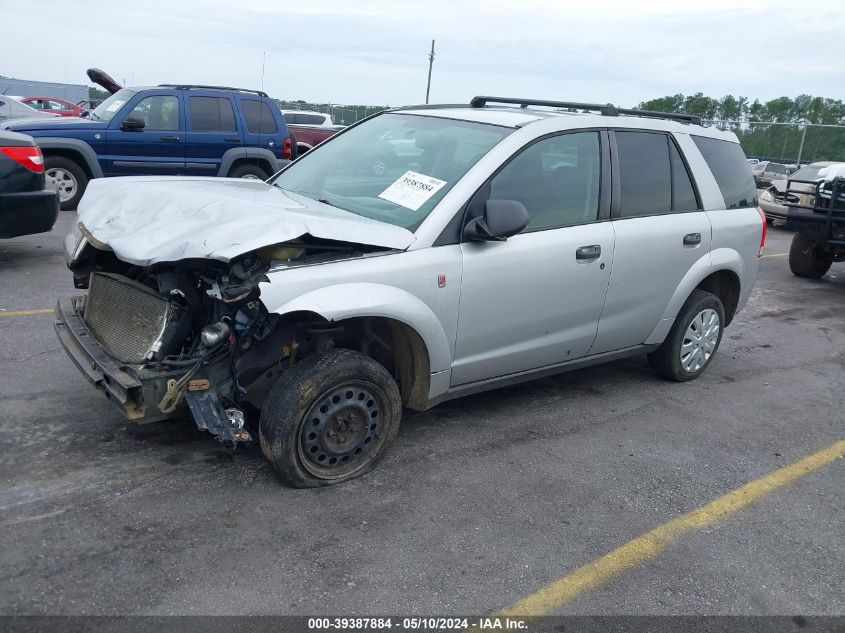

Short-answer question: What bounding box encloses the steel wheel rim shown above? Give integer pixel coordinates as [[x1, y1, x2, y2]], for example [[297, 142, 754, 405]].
[[240, 173, 261, 180], [298, 380, 385, 479], [680, 308, 720, 373], [46, 167, 77, 202]]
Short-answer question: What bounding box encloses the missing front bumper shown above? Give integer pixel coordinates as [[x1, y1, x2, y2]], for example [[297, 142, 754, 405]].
[[54, 296, 184, 423]]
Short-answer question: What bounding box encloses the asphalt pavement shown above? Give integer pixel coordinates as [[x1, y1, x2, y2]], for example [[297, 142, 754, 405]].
[[0, 213, 842, 616]]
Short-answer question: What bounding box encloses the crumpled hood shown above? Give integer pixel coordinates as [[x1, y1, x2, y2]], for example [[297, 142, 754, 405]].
[[76, 176, 415, 266]]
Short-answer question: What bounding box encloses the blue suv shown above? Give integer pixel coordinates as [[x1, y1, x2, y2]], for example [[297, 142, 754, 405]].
[[5, 85, 293, 209]]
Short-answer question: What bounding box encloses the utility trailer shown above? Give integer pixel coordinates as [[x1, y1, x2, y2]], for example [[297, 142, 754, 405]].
[[785, 176, 845, 279]]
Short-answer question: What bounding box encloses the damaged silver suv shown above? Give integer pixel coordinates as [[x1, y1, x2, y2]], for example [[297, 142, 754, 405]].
[[57, 96, 766, 487]]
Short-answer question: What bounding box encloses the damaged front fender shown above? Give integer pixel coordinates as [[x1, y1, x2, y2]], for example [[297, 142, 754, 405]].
[[269, 282, 453, 374]]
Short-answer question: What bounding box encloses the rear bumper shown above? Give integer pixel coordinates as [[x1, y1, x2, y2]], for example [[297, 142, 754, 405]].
[[0, 187, 59, 238], [54, 296, 183, 423]]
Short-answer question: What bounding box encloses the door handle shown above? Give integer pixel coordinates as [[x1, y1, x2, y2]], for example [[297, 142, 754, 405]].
[[224, 137, 241, 143], [683, 232, 702, 246], [160, 135, 180, 142], [576, 244, 602, 260]]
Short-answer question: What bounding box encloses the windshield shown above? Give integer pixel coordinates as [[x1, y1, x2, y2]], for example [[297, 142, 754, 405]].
[[791, 164, 839, 181], [89, 89, 137, 122], [271, 113, 512, 231]]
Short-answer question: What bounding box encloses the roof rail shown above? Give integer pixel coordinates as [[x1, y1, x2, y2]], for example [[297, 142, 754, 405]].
[[469, 96, 701, 125], [158, 84, 269, 97]]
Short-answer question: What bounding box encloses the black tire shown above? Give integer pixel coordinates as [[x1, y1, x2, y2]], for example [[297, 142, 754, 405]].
[[44, 155, 88, 211], [259, 349, 402, 488], [789, 233, 832, 279], [227, 163, 270, 180], [647, 289, 725, 382]]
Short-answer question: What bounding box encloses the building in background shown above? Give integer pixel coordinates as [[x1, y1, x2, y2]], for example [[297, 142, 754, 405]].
[[0, 77, 88, 103]]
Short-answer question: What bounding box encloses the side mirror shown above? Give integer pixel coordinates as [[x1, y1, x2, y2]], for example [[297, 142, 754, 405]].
[[79, 110, 89, 118], [463, 199, 529, 242], [121, 116, 145, 131]]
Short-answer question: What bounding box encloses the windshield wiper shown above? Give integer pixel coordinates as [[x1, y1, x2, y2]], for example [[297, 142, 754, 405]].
[[318, 198, 350, 212]]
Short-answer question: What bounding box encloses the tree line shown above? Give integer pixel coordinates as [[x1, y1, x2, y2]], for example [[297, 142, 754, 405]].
[[637, 93, 845, 125], [638, 93, 845, 162]]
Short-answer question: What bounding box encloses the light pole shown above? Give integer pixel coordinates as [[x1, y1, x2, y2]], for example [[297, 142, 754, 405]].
[[425, 40, 435, 104]]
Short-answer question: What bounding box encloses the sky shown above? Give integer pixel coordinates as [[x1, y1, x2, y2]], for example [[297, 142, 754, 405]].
[[1, 0, 843, 108]]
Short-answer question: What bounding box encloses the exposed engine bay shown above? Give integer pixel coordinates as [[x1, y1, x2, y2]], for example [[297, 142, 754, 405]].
[[64, 235, 392, 446]]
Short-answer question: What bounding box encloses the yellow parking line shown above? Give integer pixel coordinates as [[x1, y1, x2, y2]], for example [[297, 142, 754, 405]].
[[0, 308, 54, 318], [761, 252, 788, 258], [496, 439, 845, 616]]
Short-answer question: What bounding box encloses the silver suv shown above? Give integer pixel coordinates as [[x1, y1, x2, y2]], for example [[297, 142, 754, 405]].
[[57, 96, 766, 487]]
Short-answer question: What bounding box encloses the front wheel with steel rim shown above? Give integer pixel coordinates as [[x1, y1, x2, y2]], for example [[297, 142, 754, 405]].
[[648, 289, 725, 382], [260, 349, 402, 487], [44, 155, 88, 211]]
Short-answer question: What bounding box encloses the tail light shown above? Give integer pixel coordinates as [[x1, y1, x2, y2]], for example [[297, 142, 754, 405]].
[[756, 207, 767, 258], [282, 137, 292, 160], [1, 145, 44, 173]]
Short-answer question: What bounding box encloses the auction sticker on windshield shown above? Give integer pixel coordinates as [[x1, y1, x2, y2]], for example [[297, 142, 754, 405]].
[[378, 171, 447, 211]]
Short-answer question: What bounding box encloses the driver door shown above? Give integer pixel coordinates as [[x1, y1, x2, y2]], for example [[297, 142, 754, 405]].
[[104, 92, 185, 176], [451, 131, 614, 385]]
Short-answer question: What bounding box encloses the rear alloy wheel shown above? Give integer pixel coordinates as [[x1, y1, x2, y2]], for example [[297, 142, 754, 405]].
[[789, 233, 832, 279], [259, 349, 401, 487], [648, 289, 725, 382], [45, 156, 88, 210]]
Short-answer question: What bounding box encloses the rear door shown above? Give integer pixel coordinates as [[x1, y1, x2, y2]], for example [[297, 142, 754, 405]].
[[104, 91, 185, 176], [184, 94, 240, 176], [590, 130, 711, 354]]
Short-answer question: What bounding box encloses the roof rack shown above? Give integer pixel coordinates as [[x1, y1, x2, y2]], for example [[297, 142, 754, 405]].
[[158, 84, 269, 97], [470, 96, 701, 125]]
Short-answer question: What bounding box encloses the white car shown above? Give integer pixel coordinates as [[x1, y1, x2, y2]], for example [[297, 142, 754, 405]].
[[281, 110, 334, 127]]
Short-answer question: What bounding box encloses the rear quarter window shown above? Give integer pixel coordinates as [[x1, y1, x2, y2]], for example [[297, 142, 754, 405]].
[[692, 135, 758, 209], [242, 100, 278, 134]]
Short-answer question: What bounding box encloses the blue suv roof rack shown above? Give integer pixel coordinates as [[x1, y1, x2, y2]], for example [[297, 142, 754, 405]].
[[158, 84, 269, 97], [470, 96, 702, 125]]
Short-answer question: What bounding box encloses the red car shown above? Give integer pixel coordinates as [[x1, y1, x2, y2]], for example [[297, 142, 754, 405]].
[[20, 97, 84, 118]]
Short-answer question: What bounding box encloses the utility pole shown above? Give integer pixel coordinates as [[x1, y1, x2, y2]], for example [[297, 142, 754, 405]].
[[797, 121, 808, 166], [425, 39, 435, 104]]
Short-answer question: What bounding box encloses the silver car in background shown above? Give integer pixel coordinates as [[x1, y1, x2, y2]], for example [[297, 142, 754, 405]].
[[56, 96, 766, 487], [759, 161, 845, 223]]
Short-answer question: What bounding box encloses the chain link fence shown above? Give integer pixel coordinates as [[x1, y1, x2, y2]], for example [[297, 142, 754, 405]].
[[704, 120, 845, 166], [275, 101, 386, 126], [270, 105, 845, 165]]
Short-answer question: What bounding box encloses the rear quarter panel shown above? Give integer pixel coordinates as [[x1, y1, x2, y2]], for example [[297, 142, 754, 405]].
[[707, 207, 762, 312]]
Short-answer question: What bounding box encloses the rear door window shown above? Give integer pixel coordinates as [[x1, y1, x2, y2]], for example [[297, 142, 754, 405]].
[[189, 96, 237, 132], [692, 135, 758, 209], [669, 140, 700, 211], [242, 100, 277, 134], [615, 131, 672, 218]]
